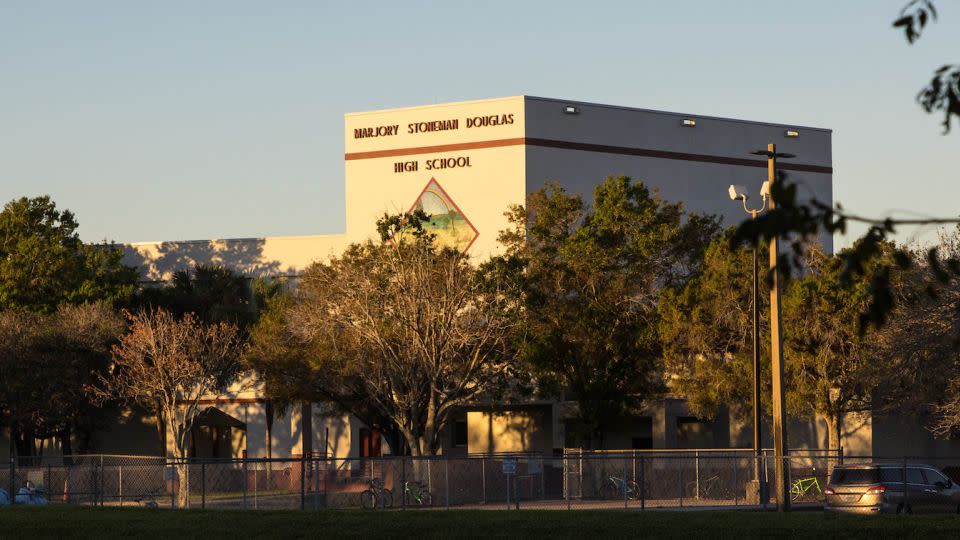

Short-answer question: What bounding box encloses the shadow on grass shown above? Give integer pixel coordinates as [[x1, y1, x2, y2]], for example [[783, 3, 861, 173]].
[[4, 506, 960, 539]]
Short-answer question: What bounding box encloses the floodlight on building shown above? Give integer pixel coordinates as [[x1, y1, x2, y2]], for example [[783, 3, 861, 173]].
[[682, 118, 697, 127], [785, 130, 799, 138], [563, 105, 579, 114]]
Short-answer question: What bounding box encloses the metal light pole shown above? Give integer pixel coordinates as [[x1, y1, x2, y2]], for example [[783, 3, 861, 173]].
[[750, 143, 794, 512], [728, 180, 769, 506]]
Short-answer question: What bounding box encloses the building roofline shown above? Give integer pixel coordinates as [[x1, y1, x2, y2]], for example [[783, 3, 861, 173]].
[[126, 233, 348, 247], [523, 95, 833, 133], [344, 96, 525, 117], [346, 95, 831, 133]]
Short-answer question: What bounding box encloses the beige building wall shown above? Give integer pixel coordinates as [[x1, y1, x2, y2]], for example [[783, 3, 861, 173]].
[[467, 406, 553, 454], [344, 96, 527, 260]]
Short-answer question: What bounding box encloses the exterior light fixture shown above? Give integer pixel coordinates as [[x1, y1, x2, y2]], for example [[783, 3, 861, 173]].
[[682, 118, 697, 127], [785, 130, 799, 138], [563, 105, 579, 114]]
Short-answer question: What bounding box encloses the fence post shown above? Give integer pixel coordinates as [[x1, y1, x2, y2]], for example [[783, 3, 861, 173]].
[[481, 456, 486, 505], [506, 468, 510, 510], [201, 462, 206, 510], [540, 456, 545, 501], [170, 461, 175, 509], [8, 459, 13, 507], [578, 453, 583, 499], [400, 457, 406, 510], [623, 456, 628, 510], [902, 457, 908, 511], [314, 457, 320, 511], [118, 465, 123, 507], [838, 446, 844, 466], [300, 453, 306, 511], [99, 455, 104, 507], [762, 451, 769, 511], [678, 458, 683, 508], [242, 458, 248, 509], [640, 455, 645, 511], [733, 456, 738, 507], [445, 458, 450, 510], [695, 450, 700, 501], [565, 454, 571, 511]]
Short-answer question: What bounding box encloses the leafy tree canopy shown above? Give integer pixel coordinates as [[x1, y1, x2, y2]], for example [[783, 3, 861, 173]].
[[489, 177, 720, 447], [0, 196, 137, 312]]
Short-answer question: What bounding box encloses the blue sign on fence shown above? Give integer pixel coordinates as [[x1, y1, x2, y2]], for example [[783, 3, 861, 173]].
[[502, 458, 517, 475]]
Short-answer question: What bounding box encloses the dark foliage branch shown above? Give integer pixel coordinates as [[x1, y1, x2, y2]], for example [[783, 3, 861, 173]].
[[893, 0, 937, 43], [892, 0, 960, 133], [732, 174, 960, 331]]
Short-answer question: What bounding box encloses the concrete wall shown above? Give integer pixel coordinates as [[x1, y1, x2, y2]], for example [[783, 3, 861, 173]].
[[467, 406, 553, 454]]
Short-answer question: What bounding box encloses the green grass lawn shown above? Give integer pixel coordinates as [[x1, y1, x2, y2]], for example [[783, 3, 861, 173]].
[[3, 506, 960, 539]]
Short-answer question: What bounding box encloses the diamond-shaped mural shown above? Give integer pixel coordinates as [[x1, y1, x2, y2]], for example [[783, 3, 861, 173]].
[[406, 178, 478, 253]]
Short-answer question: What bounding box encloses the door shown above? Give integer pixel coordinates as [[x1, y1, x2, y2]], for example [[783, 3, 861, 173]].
[[922, 468, 957, 513], [359, 428, 382, 458], [906, 467, 933, 514], [906, 467, 934, 512]]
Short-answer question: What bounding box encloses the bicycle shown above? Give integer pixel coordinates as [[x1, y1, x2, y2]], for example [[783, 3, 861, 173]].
[[687, 474, 722, 499], [790, 476, 822, 502], [402, 481, 432, 506], [600, 475, 642, 500], [360, 477, 393, 510]]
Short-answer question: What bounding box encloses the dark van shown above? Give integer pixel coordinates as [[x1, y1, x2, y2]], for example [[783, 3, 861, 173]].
[[824, 464, 960, 514]]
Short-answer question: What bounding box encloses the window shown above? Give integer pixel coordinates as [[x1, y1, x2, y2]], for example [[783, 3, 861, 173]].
[[906, 468, 926, 485], [453, 419, 468, 448], [830, 468, 879, 485], [676, 417, 712, 449], [924, 469, 950, 485], [879, 468, 904, 483], [632, 437, 653, 450]]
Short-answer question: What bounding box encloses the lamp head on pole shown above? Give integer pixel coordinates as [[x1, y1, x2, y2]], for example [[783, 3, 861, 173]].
[[759, 181, 771, 199], [728, 184, 748, 201]]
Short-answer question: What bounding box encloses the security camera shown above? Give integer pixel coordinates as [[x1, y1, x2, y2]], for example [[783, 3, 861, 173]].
[[759, 181, 771, 199], [728, 184, 748, 201]]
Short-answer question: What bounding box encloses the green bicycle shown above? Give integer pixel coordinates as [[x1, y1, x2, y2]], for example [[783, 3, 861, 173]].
[[403, 481, 433, 506], [790, 476, 823, 502]]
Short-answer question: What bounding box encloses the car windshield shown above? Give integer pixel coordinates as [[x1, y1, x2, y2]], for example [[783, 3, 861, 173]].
[[830, 468, 880, 484]]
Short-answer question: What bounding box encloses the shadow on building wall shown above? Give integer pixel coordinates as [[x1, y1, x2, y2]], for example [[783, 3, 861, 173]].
[[122, 238, 293, 283]]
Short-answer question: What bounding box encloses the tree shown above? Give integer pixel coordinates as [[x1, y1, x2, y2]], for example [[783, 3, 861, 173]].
[[659, 232, 771, 422], [870, 227, 960, 437], [248, 213, 516, 456], [781, 246, 893, 450], [135, 263, 280, 328], [96, 308, 245, 506], [0, 196, 137, 312], [0, 302, 124, 459], [663, 234, 899, 450], [492, 177, 719, 447], [891, 0, 960, 133]]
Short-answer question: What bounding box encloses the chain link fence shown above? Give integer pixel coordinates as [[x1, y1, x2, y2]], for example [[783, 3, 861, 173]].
[[7, 449, 960, 511]]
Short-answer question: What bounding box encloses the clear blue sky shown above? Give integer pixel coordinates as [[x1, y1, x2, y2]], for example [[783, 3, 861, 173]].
[[2, 0, 957, 247]]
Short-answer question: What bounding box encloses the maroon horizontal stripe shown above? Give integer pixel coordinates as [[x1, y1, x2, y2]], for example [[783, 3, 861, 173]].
[[344, 138, 525, 160], [524, 138, 833, 174], [344, 137, 832, 174]]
